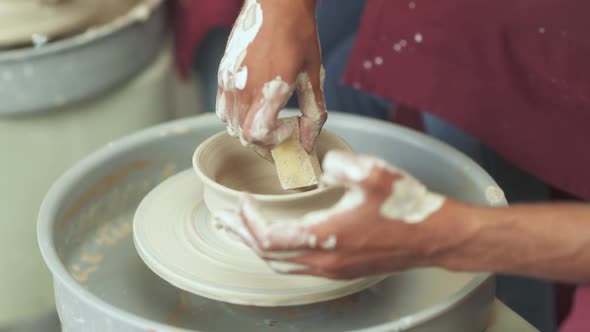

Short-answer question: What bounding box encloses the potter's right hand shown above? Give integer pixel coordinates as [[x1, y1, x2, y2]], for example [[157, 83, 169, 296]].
[[214, 151, 453, 279], [216, 0, 326, 153]]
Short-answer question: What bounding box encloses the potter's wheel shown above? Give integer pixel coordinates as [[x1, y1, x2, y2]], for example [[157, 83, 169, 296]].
[[39, 113, 503, 331], [133, 169, 384, 306]]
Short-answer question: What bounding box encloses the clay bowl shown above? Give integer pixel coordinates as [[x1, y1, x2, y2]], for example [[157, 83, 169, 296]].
[[193, 129, 352, 221], [131, 126, 384, 307]]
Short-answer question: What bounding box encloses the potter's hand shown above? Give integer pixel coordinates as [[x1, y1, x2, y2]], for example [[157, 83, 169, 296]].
[[216, 0, 326, 152], [214, 151, 454, 280]]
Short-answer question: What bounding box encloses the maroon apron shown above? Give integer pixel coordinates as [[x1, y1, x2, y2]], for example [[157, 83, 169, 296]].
[[172, 0, 242, 78], [344, 2, 590, 329], [344, 0, 590, 201]]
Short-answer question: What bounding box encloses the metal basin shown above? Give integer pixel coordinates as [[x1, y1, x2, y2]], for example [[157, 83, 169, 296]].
[[38, 112, 504, 331]]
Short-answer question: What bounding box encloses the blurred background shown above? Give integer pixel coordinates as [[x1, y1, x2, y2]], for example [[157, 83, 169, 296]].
[[1, 1, 199, 330]]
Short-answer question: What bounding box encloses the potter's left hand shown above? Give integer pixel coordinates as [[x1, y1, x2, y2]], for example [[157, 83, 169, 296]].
[[216, 0, 326, 153], [214, 151, 461, 279]]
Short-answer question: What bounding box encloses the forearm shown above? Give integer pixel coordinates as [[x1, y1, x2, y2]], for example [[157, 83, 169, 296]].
[[432, 201, 590, 283]]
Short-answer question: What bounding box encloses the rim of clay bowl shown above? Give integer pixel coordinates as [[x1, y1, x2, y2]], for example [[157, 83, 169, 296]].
[[0, 0, 98, 48], [193, 130, 351, 202], [38, 112, 503, 331], [0, 0, 166, 115], [0, 0, 163, 61]]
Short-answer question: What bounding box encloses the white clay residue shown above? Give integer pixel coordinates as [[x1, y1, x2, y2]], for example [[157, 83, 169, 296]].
[[249, 76, 291, 141], [380, 176, 445, 223], [240, 195, 312, 249], [485, 185, 506, 206], [394, 39, 410, 52], [218, 185, 358, 253], [218, 0, 263, 90], [296, 71, 325, 140], [226, 119, 238, 137], [239, 132, 250, 147], [321, 235, 337, 250], [268, 223, 311, 249], [322, 151, 444, 224], [262, 76, 290, 100], [297, 72, 323, 118], [31, 34, 49, 47], [267, 261, 308, 273], [307, 234, 317, 248], [302, 187, 366, 226], [320, 151, 375, 183], [414, 33, 423, 43], [216, 91, 227, 120], [213, 210, 258, 248], [234, 66, 248, 90], [129, 3, 151, 21], [319, 66, 326, 94]]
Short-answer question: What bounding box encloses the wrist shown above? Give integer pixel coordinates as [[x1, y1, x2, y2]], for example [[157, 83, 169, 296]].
[[418, 199, 483, 268]]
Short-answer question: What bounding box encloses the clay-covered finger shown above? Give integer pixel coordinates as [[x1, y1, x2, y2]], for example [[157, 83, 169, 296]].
[[321, 151, 400, 186], [296, 67, 327, 152], [320, 150, 374, 186], [258, 122, 294, 147], [239, 194, 317, 251], [212, 211, 309, 258], [265, 261, 310, 274], [286, 247, 424, 279], [224, 91, 238, 136], [215, 86, 228, 122], [212, 210, 258, 249], [241, 77, 294, 146]]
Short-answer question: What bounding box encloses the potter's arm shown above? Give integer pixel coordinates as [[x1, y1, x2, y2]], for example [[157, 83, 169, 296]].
[[215, 151, 590, 284], [434, 201, 590, 283]]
